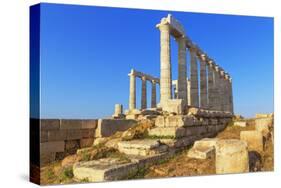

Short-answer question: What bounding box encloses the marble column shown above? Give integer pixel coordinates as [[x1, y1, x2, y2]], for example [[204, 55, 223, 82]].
[[199, 55, 208, 108], [157, 22, 172, 106], [224, 74, 230, 112], [213, 65, 221, 111], [229, 78, 234, 114], [151, 80, 157, 108], [187, 78, 191, 106], [207, 62, 215, 110], [141, 76, 147, 110], [219, 70, 226, 111], [128, 70, 136, 110], [177, 36, 187, 104], [189, 46, 199, 107]]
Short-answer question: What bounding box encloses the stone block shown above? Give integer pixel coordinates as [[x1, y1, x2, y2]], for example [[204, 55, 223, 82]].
[[215, 139, 249, 174], [185, 126, 207, 137], [234, 121, 247, 127], [73, 158, 139, 182], [148, 127, 186, 138], [255, 118, 273, 136], [40, 141, 65, 154], [95, 119, 137, 137], [118, 139, 160, 150], [187, 146, 215, 159], [47, 130, 67, 141], [162, 99, 184, 114], [66, 129, 82, 140], [80, 138, 94, 148], [40, 152, 56, 166], [193, 138, 219, 149], [40, 119, 60, 131], [155, 116, 165, 127], [40, 131, 48, 143], [81, 120, 97, 129], [60, 120, 82, 130], [240, 130, 264, 152], [155, 115, 195, 127], [125, 114, 138, 120], [81, 129, 95, 138], [255, 113, 273, 118], [65, 140, 80, 151]]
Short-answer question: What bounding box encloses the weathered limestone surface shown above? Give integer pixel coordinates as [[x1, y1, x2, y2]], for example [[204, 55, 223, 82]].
[[162, 99, 184, 114], [40, 141, 65, 154], [73, 158, 139, 182], [187, 138, 218, 160], [216, 139, 249, 174], [234, 121, 247, 127], [255, 117, 273, 136], [240, 130, 264, 152], [188, 146, 215, 159], [95, 119, 137, 137], [148, 127, 186, 138], [155, 115, 195, 127], [118, 139, 168, 156]]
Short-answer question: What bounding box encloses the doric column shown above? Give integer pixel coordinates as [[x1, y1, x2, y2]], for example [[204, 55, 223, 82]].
[[177, 36, 187, 105], [187, 78, 191, 106], [157, 21, 172, 106], [128, 69, 136, 110], [224, 74, 230, 112], [229, 78, 234, 114], [219, 70, 226, 111], [207, 61, 215, 110], [189, 45, 199, 107], [151, 80, 157, 108], [141, 76, 147, 110], [213, 65, 221, 111], [199, 55, 208, 108]]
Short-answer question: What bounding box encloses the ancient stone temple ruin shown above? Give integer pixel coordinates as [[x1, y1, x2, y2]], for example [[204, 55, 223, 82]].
[[126, 14, 233, 117]]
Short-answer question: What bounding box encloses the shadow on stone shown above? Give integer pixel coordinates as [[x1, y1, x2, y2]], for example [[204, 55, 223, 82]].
[[248, 151, 262, 172]]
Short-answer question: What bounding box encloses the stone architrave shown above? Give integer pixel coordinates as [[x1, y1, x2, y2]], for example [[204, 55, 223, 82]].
[[177, 36, 187, 105], [189, 45, 199, 107], [151, 80, 157, 108], [141, 76, 147, 110], [157, 20, 172, 106], [199, 55, 207, 108], [128, 70, 136, 110]]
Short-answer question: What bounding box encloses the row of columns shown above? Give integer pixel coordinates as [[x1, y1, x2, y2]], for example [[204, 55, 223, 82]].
[[156, 15, 233, 113], [128, 69, 158, 110]]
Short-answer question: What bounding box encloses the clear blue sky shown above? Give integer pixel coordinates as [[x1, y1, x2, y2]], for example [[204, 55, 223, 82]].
[[39, 3, 273, 118]]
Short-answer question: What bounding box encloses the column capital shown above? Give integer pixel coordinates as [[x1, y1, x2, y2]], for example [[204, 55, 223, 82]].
[[141, 76, 146, 81], [128, 69, 136, 76], [156, 18, 170, 31], [188, 44, 198, 53]]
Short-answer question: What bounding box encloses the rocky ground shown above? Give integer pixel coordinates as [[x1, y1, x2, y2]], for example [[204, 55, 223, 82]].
[[40, 119, 274, 185]]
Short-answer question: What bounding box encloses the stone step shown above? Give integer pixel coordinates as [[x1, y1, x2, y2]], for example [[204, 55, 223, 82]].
[[118, 139, 168, 156], [73, 151, 175, 182]]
